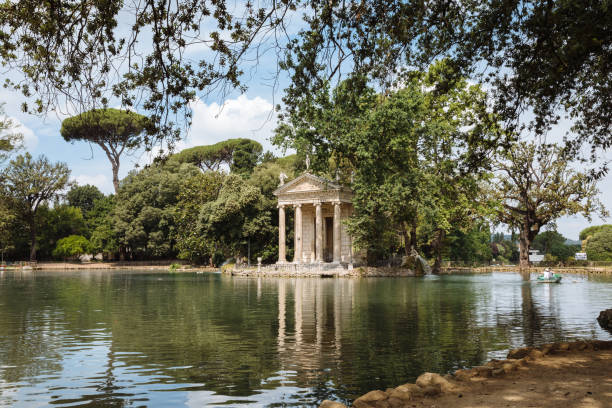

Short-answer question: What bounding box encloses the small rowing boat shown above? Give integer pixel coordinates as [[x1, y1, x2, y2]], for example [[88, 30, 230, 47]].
[[536, 273, 562, 283]]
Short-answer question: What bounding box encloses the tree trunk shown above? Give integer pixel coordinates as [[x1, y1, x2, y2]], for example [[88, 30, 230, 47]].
[[519, 216, 539, 270], [409, 218, 418, 251], [519, 228, 530, 269], [112, 162, 120, 194], [29, 219, 37, 262], [401, 222, 410, 256], [432, 229, 445, 274]]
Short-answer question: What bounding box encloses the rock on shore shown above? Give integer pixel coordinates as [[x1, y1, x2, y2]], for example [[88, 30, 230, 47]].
[[597, 308, 612, 332]]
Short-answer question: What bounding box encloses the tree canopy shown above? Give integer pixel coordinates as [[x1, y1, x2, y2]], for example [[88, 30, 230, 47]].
[[66, 184, 105, 216], [579, 224, 612, 242], [171, 138, 263, 176], [1, 1, 609, 155], [61, 108, 149, 193], [493, 141, 607, 267]]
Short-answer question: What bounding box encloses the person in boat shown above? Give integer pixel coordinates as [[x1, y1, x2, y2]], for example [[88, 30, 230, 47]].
[[542, 268, 552, 279]]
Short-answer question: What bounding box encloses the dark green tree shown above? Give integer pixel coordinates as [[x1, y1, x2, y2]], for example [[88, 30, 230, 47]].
[[174, 171, 225, 264], [281, 1, 612, 156], [66, 184, 105, 217], [36, 204, 88, 259], [445, 222, 493, 266], [61, 108, 149, 193], [0, 153, 71, 261], [112, 161, 199, 259], [197, 174, 273, 262], [532, 231, 579, 262]]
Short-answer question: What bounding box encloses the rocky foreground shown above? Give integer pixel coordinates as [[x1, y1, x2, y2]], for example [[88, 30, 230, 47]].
[[321, 340, 612, 408]]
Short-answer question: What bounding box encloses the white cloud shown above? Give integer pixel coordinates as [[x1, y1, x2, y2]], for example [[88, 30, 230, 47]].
[[186, 94, 278, 152], [132, 94, 282, 168], [9, 117, 38, 150], [73, 173, 114, 194]]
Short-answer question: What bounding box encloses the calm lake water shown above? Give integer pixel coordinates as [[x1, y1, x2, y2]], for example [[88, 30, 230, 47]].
[[0, 270, 610, 407]]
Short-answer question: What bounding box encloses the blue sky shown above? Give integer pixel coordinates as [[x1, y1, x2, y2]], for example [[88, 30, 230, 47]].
[[0, 30, 609, 241]]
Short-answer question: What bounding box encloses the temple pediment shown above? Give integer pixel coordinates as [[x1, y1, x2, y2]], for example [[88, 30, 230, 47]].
[[273, 173, 342, 196]]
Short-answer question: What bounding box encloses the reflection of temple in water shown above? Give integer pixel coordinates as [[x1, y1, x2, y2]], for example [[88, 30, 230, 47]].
[[275, 278, 356, 380]]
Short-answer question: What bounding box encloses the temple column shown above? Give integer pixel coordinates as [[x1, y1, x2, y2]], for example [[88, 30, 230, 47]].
[[310, 211, 316, 262], [294, 204, 303, 263], [315, 202, 323, 262], [333, 202, 341, 263], [278, 204, 286, 263]]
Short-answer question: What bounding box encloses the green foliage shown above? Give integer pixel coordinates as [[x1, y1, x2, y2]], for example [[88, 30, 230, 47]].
[[52, 235, 91, 260], [113, 161, 200, 259], [197, 173, 273, 261], [1, 1, 609, 156], [61, 108, 149, 193], [36, 205, 88, 259], [532, 231, 580, 262], [61, 108, 148, 147], [282, 1, 612, 154], [90, 220, 118, 257], [66, 185, 105, 216], [0, 153, 71, 260], [171, 138, 263, 176], [490, 238, 519, 264], [585, 227, 612, 261], [0, 198, 16, 255], [579, 225, 612, 242], [174, 171, 225, 263], [168, 263, 181, 272], [445, 222, 492, 265]]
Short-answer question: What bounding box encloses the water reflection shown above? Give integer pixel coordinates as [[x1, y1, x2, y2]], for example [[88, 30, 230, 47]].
[[0, 271, 610, 407]]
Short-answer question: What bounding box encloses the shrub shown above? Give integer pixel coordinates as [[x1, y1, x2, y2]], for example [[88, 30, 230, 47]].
[[52, 235, 91, 260]]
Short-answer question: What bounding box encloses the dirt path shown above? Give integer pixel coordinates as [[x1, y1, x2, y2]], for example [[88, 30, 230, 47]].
[[323, 341, 612, 408], [429, 349, 612, 408]]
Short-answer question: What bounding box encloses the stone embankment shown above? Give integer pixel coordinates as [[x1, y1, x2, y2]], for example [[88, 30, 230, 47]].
[[442, 265, 612, 275], [229, 265, 416, 278], [320, 339, 612, 408]]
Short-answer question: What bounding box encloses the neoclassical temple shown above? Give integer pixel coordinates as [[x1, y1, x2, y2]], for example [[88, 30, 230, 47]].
[[273, 173, 354, 264]]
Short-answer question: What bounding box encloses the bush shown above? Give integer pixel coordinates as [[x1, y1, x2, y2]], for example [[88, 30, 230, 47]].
[[52, 235, 91, 260]]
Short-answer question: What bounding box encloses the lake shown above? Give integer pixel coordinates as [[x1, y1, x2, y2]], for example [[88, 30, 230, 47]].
[[0, 270, 610, 407]]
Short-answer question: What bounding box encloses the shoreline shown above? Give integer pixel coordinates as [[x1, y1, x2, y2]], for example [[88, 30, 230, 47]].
[[443, 265, 612, 275], [2, 262, 611, 276], [321, 339, 612, 408]]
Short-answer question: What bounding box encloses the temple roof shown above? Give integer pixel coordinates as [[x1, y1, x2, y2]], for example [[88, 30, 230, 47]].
[[273, 172, 346, 196]]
